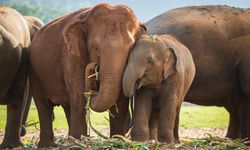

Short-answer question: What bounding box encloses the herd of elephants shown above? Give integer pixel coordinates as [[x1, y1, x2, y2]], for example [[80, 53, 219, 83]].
[[1, 3, 250, 148]]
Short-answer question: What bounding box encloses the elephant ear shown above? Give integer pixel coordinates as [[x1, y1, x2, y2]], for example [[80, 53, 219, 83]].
[[161, 35, 185, 79], [163, 47, 177, 79], [24, 16, 44, 40], [63, 19, 88, 58]]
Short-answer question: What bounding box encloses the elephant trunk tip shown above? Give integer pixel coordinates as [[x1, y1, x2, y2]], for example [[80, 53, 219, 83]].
[[122, 79, 137, 98], [90, 97, 106, 112]]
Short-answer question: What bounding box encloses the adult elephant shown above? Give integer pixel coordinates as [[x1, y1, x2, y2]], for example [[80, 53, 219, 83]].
[[0, 7, 43, 148], [29, 3, 145, 148], [145, 5, 250, 140]]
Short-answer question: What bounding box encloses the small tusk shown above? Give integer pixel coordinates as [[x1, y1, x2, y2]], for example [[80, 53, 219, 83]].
[[137, 81, 143, 89]]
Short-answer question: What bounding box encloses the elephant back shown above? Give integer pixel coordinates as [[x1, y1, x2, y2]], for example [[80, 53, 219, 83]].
[[146, 5, 250, 41], [0, 7, 30, 47]]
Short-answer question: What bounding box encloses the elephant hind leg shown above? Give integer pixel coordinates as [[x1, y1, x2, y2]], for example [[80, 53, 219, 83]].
[[62, 106, 71, 135], [0, 100, 24, 149], [224, 98, 240, 139], [239, 58, 250, 139], [1, 51, 29, 148], [226, 110, 240, 139], [30, 71, 56, 148], [34, 96, 55, 148]]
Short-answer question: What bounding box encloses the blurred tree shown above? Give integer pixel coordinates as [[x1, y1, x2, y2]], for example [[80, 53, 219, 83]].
[[0, 0, 90, 23]]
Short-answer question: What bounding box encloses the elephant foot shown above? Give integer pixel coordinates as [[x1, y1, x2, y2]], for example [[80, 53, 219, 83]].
[[38, 141, 57, 148], [0, 138, 23, 149], [158, 142, 175, 149], [20, 125, 27, 137], [174, 138, 180, 144], [225, 132, 240, 139]]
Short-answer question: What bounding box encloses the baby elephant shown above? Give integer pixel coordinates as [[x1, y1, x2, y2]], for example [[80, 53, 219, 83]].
[[122, 35, 195, 144]]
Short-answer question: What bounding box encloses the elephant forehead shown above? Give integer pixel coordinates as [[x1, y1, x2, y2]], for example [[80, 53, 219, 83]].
[[137, 37, 165, 51], [90, 4, 136, 20]]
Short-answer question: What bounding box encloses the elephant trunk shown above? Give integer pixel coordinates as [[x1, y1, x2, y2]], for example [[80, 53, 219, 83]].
[[90, 52, 128, 112], [122, 62, 138, 98]]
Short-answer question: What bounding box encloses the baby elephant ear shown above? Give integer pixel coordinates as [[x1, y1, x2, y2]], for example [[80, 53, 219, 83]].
[[163, 47, 177, 79]]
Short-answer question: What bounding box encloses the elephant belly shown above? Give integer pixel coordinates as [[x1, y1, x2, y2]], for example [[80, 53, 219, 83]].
[[184, 74, 240, 106], [30, 50, 69, 105]]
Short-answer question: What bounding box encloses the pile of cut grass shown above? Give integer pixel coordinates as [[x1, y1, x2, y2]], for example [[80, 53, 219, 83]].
[[21, 134, 249, 150]]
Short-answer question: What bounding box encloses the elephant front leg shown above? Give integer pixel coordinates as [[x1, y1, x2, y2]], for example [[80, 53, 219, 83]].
[[174, 110, 180, 143], [149, 109, 159, 141], [66, 81, 87, 138], [158, 96, 179, 144], [0, 101, 24, 148], [132, 89, 153, 142], [109, 92, 130, 136], [69, 93, 87, 138], [64, 55, 87, 138]]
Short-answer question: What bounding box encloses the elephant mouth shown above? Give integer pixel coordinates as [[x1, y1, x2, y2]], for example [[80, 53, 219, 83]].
[[85, 62, 100, 92]]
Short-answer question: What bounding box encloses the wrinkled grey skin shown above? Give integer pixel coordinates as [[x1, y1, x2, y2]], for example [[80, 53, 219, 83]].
[[0, 7, 43, 148], [123, 35, 195, 143], [146, 5, 250, 140]]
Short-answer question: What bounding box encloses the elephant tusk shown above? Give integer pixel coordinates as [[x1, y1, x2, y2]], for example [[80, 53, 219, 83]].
[[136, 80, 143, 90]]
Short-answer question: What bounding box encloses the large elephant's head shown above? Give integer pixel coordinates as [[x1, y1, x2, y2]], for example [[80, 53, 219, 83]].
[[63, 3, 146, 112]]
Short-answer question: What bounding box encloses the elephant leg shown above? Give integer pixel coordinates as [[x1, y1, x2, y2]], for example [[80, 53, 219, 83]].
[[239, 59, 250, 139], [149, 109, 159, 141], [30, 70, 56, 148], [225, 98, 240, 139], [0, 100, 24, 148], [239, 96, 249, 138], [109, 92, 130, 136], [226, 111, 240, 138], [174, 111, 180, 143], [158, 97, 178, 143], [131, 89, 152, 142], [63, 106, 71, 135], [34, 97, 55, 148], [69, 98, 87, 138], [1, 48, 28, 148], [64, 55, 87, 138]]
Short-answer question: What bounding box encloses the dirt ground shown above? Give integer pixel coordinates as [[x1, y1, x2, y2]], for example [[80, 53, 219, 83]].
[[0, 127, 227, 143]]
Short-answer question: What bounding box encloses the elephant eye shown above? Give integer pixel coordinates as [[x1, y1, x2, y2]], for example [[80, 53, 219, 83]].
[[142, 73, 148, 79], [147, 58, 153, 65]]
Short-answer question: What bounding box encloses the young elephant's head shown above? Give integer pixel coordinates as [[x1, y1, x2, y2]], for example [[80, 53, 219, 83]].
[[122, 35, 178, 97]]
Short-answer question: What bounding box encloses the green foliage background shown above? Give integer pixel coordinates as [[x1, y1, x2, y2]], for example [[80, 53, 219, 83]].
[[0, 0, 90, 23]]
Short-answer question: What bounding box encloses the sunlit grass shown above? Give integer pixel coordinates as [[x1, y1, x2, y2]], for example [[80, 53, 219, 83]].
[[0, 104, 229, 130], [180, 105, 229, 128]]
